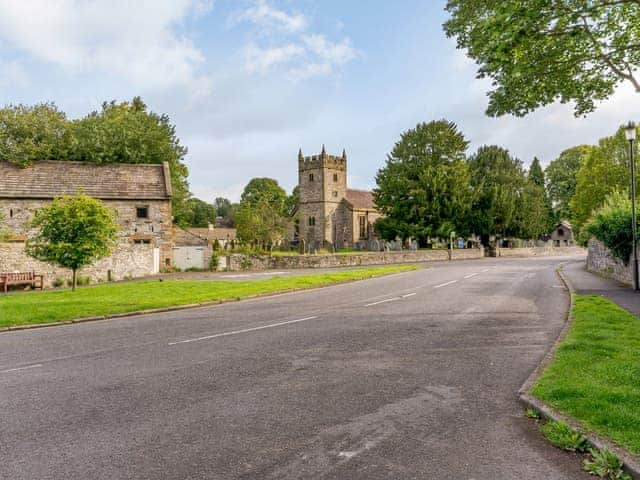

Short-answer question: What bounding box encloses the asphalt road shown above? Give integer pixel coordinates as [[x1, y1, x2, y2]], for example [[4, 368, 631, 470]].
[[0, 256, 590, 480]]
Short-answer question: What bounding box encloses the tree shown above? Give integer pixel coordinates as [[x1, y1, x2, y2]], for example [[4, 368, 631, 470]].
[[515, 168, 554, 239], [68, 97, 191, 224], [285, 186, 300, 215], [0, 103, 71, 166], [235, 178, 288, 248], [26, 194, 118, 290], [182, 198, 217, 228], [529, 157, 545, 188], [214, 197, 237, 227], [373, 120, 472, 242], [570, 125, 638, 231], [444, 1, 640, 116], [467, 145, 525, 243], [545, 146, 592, 221]]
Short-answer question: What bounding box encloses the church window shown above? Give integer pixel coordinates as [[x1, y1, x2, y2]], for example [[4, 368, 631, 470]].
[[333, 173, 338, 182], [9, 209, 13, 218], [359, 215, 367, 239], [309, 173, 314, 182], [308, 216, 316, 226]]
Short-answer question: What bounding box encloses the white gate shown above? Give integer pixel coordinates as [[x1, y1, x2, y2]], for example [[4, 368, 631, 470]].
[[173, 246, 206, 270]]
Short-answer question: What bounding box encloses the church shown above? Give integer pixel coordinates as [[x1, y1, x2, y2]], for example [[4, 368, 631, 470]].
[[290, 146, 381, 249]]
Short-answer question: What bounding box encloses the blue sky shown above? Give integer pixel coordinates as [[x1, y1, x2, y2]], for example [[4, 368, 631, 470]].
[[1, 0, 638, 201]]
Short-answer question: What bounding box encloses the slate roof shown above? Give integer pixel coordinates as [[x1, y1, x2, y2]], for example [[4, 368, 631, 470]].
[[344, 189, 376, 210], [0, 160, 172, 200]]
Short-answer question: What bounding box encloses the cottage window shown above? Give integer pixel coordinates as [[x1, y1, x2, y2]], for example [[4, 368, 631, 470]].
[[333, 173, 338, 182], [359, 215, 367, 239], [136, 206, 149, 219], [309, 173, 314, 182], [308, 216, 316, 226]]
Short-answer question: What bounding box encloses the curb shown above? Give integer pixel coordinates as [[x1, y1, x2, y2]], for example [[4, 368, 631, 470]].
[[518, 262, 640, 478], [0, 266, 421, 334]]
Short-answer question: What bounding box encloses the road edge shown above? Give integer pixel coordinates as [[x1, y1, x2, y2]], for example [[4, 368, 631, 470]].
[[517, 262, 640, 478], [0, 266, 419, 334]]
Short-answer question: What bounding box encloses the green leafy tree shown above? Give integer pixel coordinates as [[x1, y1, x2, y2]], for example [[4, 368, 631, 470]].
[[373, 120, 472, 242], [515, 176, 554, 239], [214, 197, 237, 227], [570, 125, 638, 231], [545, 146, 592, 221], [26, 194, 118, 290], [285, 185, 300, 215], [529, 157, 545, 188], [584, 190, 635, 261], [0, 103, 71, 166], [182, 198, 217, 228], [235, 178, 288, 248], [68, 97, 191, 224], [444, 1, 640, 116], [467, 145, 525, 242]]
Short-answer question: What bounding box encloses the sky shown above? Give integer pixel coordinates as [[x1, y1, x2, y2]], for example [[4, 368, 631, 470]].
[[1, 0, 638, 202]]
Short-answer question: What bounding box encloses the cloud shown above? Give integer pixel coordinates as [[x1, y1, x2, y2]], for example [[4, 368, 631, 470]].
[[244, 43, 305, 73], [235, 0, 308, 33], [0, 0, 212, 95]]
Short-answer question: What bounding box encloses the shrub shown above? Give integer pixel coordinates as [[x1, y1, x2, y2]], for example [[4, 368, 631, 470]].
[[583, 448, 631, 479], [541, 420, 589, 452], [210, 252, 219, 271], [583, 190, 636, 263], [53, 278, 65, 287]]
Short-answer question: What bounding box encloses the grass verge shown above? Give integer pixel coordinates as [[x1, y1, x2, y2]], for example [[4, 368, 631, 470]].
[[532, 294, 640, 456], [0, 265, 417, 328]]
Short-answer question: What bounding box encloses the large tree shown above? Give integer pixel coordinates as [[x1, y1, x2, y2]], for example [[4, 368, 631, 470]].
[[0, 103, 71, 166], [235, 178, 288, 248], [515, 164, 554, 239], [26, 194, 118, 290], [373, 120, 472, 242], [69, 97, 191, 223], [444, 1, 640, 116], [182, 198, 217, 228], [545, 145, 592, 221]]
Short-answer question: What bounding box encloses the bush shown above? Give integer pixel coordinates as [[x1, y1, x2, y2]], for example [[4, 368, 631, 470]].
[[583, 448, 631, 479], [53, 278, 65, 287], [210, 252, 219, 271], [541, 420, 589, 452], [583, 190, 636, 263]]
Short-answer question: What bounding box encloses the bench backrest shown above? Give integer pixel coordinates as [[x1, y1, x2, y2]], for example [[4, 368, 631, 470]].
[[1, 272, 35, 282]]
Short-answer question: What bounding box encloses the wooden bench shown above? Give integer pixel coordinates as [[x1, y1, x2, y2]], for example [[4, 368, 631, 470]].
[[0, 272, 44, 293]]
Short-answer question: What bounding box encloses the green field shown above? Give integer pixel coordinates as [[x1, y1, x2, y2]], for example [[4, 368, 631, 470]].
[[0, 265, 417, 328], [533, 295, 640, 455]]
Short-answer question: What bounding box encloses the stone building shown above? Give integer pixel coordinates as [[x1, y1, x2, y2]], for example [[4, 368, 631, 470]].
[[550, 221, 576, 246], [0, 160, 174, 284], [293, 146, 381, 249]]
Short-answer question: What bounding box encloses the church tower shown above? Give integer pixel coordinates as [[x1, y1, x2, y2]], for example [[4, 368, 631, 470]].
[[297, 146, 347, 247]]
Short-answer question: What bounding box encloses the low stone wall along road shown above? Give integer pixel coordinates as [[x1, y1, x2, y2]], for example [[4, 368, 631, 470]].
[[0, 256, 590, 479]]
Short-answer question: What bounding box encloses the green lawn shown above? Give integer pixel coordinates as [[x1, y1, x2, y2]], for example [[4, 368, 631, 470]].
[[533, 294, 640, 455], [0, 265, 417, 327]]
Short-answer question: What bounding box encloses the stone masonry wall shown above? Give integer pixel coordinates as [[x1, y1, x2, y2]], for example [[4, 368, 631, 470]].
[[225, 248, 484, 271], [498, 246, 586, 257], [0, 241, 155, 286], [586, 238, 632, 285]]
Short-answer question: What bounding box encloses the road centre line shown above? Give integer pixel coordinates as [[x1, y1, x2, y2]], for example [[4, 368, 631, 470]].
[[0, 363, 43, 374], [168, 316, 319, 345], [433, 280, 458, 289], [402, 292, 416, 298], [365, 297, 401, 307], [464, 273, 479, 279]]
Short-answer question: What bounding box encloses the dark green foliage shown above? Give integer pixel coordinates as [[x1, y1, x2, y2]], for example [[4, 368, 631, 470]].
[[182, 198, 217, 228], [236, 178, 288, 246], [444, 1, 640, 117], [541, 420, 589, 452], [583, 191, 635, 262], [286, 185, 300, 215], [26, 194, 118, 290], [546, 146, 592, 221], [529, 158, 545, 188], [373, 120, 472, 241], [214, 197, 237, 227]]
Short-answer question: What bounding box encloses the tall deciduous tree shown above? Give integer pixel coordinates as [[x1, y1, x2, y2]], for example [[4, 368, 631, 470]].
[[68, 97, 191, 224], [467, 145, 525, 243], [182, 198, 217, 228], [373, 120, 472, 242], [0, 103, 71, 166], [235, 178, 288, 248], [26, 194, 118, 290], [545, 145, 592, 221], [444, 1, 640, 116]]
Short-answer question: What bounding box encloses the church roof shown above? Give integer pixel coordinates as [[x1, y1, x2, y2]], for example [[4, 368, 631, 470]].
[[345, 189, 376, 210], [0, 160, 172, 200]]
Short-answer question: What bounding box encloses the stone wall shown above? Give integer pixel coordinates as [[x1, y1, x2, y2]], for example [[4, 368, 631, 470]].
[[224, 248, 484, 271], [586, 238, 632, 285], [497, 246, 586, 257], [0, 241, 156, 286]]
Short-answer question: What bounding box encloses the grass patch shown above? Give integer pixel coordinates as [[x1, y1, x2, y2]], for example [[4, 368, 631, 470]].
[[0, 265, 417, 327], [532, 294, 640, 456]]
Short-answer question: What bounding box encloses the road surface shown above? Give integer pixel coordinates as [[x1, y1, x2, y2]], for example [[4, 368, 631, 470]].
[[0, 256, 589, 479]]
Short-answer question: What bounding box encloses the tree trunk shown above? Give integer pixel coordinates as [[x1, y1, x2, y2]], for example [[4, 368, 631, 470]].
[[72, 269, 77, 291]]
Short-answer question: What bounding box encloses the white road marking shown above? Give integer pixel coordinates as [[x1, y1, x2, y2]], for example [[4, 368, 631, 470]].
[[402, 292, 416, 298], [433, 280, 458, 289], [0, 363, 42, 374], [464, 273, 479, 279], [481, 268, 493, 273], [168, 316, 319, 345], [365, 297, 401, 307]]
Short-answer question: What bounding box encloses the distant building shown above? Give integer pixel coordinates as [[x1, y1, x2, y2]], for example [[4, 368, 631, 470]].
[[0, 160, 174, 283], [550, 221, 576, 246], [291, 146, 381, 249]]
